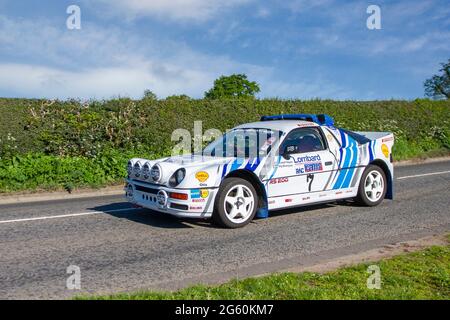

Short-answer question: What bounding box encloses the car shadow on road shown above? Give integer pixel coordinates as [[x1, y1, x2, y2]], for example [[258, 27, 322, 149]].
[[91, 199, 361, 229], [89, 202, 215, 229]]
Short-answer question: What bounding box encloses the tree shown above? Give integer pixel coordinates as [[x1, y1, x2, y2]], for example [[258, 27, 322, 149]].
[[142, 90, 157, 101], [424, 59, 450, 99], [204, 74, 260, 99]]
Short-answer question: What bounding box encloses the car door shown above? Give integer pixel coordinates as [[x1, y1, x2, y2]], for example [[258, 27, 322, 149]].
[[266, 126, 337, 199]]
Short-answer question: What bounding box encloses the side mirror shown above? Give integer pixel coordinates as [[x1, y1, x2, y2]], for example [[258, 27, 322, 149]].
[[282, 144, 299, 160]]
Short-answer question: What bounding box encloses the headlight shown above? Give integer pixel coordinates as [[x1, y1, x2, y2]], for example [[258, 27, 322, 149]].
[[156, 190, 168, 208], [142, 162, 151, 180], [151, 164, 162, 182], [169, 168, 186, 187], [133, 161, 142, 178], [127, 160, 133, 177]]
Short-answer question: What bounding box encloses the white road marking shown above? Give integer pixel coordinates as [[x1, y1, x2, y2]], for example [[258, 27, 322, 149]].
[[0, 207, 140, 225], [397, 170, 450, 180]]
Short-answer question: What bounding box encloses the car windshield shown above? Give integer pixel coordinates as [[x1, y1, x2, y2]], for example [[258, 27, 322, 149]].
[[202, 128, 283, 158]]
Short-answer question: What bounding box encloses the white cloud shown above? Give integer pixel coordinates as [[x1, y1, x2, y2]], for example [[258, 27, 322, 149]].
[[92, 0, 252, 22], [0, 15, 271, 99], [368, 31, 450, 55], [0, 63, 210, 99], [0, 60, 352, 100], [0, 12, 353, 100]]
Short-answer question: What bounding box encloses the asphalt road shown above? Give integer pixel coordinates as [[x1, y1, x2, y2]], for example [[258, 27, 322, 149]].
[[0, 161, 449, 299]]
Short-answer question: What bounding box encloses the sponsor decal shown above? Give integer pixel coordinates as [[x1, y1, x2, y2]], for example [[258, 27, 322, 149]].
[[381, 144, 389, 158], [192, 198, 205, 203], [200, 189, 209, 198], [268, 200, 275, 204], [305, 162, 323, 172], [302, 196, 310, 201], [195, 171, 209, 183], [190, 189, 201, 198], [382, 137, 394, 143], [285, 198, 293, 203], [293, 154, 321, 164], [286, 145, 297, 153], [189, 206, 203, 210], [296, 162, 323, 174], [276, 162, 294, 168], [191, 189, 209, 199], [269, 177, 289, 184]]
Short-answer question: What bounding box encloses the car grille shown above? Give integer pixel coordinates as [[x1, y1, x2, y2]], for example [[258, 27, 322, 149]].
[[169, 203, 189, 210], [135, 185, 159, 194]]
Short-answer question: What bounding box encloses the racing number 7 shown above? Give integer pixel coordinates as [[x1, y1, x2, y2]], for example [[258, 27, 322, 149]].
[[307, 174, 314, 192]]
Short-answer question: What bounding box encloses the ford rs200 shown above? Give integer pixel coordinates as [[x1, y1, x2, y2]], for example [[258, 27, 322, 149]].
[[125, 114, 394, 228]]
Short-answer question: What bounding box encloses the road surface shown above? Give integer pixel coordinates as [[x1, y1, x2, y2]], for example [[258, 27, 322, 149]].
[[0, 160, 449, 299]]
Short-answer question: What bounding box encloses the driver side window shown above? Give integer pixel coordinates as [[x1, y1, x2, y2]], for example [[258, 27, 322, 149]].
[[281, 127, 326, 155]]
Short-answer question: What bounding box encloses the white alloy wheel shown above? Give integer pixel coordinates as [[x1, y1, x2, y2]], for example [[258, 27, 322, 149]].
[[223, 184, 255, 224], [364, 170, 384, 203]]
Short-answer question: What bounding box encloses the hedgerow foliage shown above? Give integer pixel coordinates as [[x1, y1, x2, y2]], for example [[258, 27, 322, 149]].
[[0, 98, 449, 191]]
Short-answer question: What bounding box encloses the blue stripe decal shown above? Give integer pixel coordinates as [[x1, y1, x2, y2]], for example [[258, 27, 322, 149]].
[[221, 163, 229, 178], [331, 130, 346, 188], [333, 149, 351, 189], [230, 158, 244, 172], [333, 133, 353, 189], [333, 131, 357, 190], [368, 141, 374, 162], [222, 157, 261, 179], [341, 139, 358, 188], [340, 143, 354, 189], [340, 129, 347, 148], [245, 157, 261, 172]]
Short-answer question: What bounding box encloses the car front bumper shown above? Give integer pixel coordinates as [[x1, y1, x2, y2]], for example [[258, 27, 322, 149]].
[[125, 179, 216, 218]]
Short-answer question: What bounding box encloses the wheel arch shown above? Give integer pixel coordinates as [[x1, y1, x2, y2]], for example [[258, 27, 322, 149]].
[[222, 169, 269, 217], [369, 159, 393, 199]]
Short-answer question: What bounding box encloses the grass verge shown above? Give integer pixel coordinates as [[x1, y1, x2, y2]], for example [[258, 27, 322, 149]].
[[81, 235, 450, 300]]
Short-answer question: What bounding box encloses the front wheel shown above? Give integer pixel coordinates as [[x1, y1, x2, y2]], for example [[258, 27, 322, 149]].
[[212, 177, 257, 228], [356, 165, 387, 206]]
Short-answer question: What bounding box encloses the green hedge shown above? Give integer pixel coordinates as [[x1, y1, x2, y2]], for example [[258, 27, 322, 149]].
[[0, 98, 449, 192]]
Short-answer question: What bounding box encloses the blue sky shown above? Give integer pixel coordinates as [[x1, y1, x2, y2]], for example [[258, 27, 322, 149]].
[[0, 0, 449, 100]]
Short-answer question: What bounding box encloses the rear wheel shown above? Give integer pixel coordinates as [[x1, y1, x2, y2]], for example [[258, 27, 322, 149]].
[[213, 177, 257, 228], [357, 165, 387, 206]]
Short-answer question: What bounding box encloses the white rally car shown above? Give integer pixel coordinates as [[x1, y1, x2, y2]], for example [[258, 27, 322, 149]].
[[125, 114, 394, 228]]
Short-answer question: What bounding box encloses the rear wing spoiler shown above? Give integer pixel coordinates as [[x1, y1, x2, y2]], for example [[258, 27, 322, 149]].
[[355, 131, 394, 141]]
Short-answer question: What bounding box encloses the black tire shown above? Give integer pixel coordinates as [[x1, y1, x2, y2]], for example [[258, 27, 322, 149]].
[[356, 164, 387, 206], [212, 177, 258, 228]]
